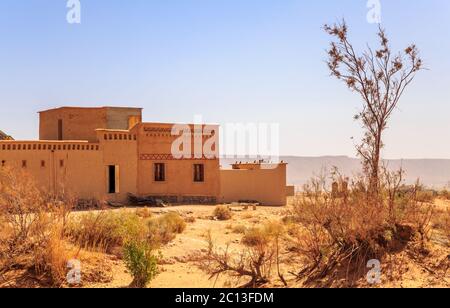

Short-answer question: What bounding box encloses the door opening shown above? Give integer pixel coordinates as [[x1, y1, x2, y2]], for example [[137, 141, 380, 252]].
[[108, 165, 116, 194]]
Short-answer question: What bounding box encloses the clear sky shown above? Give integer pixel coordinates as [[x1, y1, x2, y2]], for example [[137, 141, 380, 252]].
[[0, 0, 449, 159]]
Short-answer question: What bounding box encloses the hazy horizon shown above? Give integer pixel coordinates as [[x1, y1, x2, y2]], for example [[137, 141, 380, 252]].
[[1, 1, 449, 159]]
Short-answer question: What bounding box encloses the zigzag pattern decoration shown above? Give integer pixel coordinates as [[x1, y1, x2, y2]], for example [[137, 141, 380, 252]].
[[139, 154, 217, 161]]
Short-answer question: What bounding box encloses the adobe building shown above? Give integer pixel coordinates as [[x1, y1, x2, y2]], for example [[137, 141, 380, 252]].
[[0, 107, 288, 206]]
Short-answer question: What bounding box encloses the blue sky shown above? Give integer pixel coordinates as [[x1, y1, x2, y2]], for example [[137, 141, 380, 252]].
[[0, 0, 449, 158]]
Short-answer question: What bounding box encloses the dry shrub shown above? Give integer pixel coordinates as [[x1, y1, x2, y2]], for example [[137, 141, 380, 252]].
[[33, 228, 71, 286], [135, 207, 152, 219], [198, 222, 285, 288], [232, 225, 247, 234], [213, 205, 232, 221], [291, 169, 435, 286], [0, 167, 74, 286], [242, 227, 271, 247], [66, 210, 147, 253], [67, 211, 185, 255], [415, 189, 436, 203], [439, 190, 450, 201], [147, 212, 186, 247], [241, 212, 254, 220], [184, 216, 196, 224], [432, 208, 450, 241]]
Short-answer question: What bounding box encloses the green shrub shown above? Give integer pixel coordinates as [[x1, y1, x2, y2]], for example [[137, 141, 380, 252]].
[[213, 205, 232, 221], [123, 241, 159, 288]]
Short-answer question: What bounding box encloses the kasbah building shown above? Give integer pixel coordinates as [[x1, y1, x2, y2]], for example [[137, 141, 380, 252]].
[[0, 107, 293, 206]]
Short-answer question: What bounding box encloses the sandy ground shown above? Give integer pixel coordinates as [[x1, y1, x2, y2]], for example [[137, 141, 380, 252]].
[[85, 205, 290, 288], [81, 200, 449, 289], [2, 200, 448, 288]]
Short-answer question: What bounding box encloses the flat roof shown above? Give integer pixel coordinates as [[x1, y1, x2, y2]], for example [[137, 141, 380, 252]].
[[38, 106, 143, 113], [0, 140, 92, 143], [141, 122, 220, 126]]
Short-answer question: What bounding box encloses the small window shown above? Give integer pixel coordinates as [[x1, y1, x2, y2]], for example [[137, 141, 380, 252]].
[[41, 160, 46, 168], [154, 163, 166, 182], [60, 160, 64, 168], [193, 164, 205, 182], [58, 119, 63, 140], [22, 160, 27, 168], [1, 160, 5, 167]]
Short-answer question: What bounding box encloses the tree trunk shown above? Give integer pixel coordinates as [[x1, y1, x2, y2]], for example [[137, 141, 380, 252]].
[[370, 129, 383, 196]]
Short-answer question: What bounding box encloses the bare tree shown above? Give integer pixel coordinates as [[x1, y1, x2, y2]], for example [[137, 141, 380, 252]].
[[324, 20, 423, 194]]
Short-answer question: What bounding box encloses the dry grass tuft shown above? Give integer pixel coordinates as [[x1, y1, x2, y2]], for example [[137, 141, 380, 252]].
[[135, 207, 153, 219], [439, 190, 450, 201], [66, 210, 147, 253], [147, 212, 186, 247], [232, 225, 247, 234], [213, 205, 233, 221]]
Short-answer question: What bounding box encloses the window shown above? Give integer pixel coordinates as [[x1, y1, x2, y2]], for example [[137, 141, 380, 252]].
[[22, 160, 27, 168], [1, 160, 5, 167], [154, 163, 166, 182], [58, 119, 63, 140], [41, 160, 46, 168], [193, 164, 205, 182], [60, 160, 64, 168]]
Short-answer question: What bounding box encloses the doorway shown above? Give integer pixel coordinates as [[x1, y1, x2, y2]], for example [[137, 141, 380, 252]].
[[108, 165, 119, 194]]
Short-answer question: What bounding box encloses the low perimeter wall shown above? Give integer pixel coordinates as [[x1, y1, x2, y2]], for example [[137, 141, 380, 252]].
[[219, 164, 287, 206]]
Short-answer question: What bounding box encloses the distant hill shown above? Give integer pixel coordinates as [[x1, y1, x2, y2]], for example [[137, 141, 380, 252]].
[[221, 156, 450, 190]]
